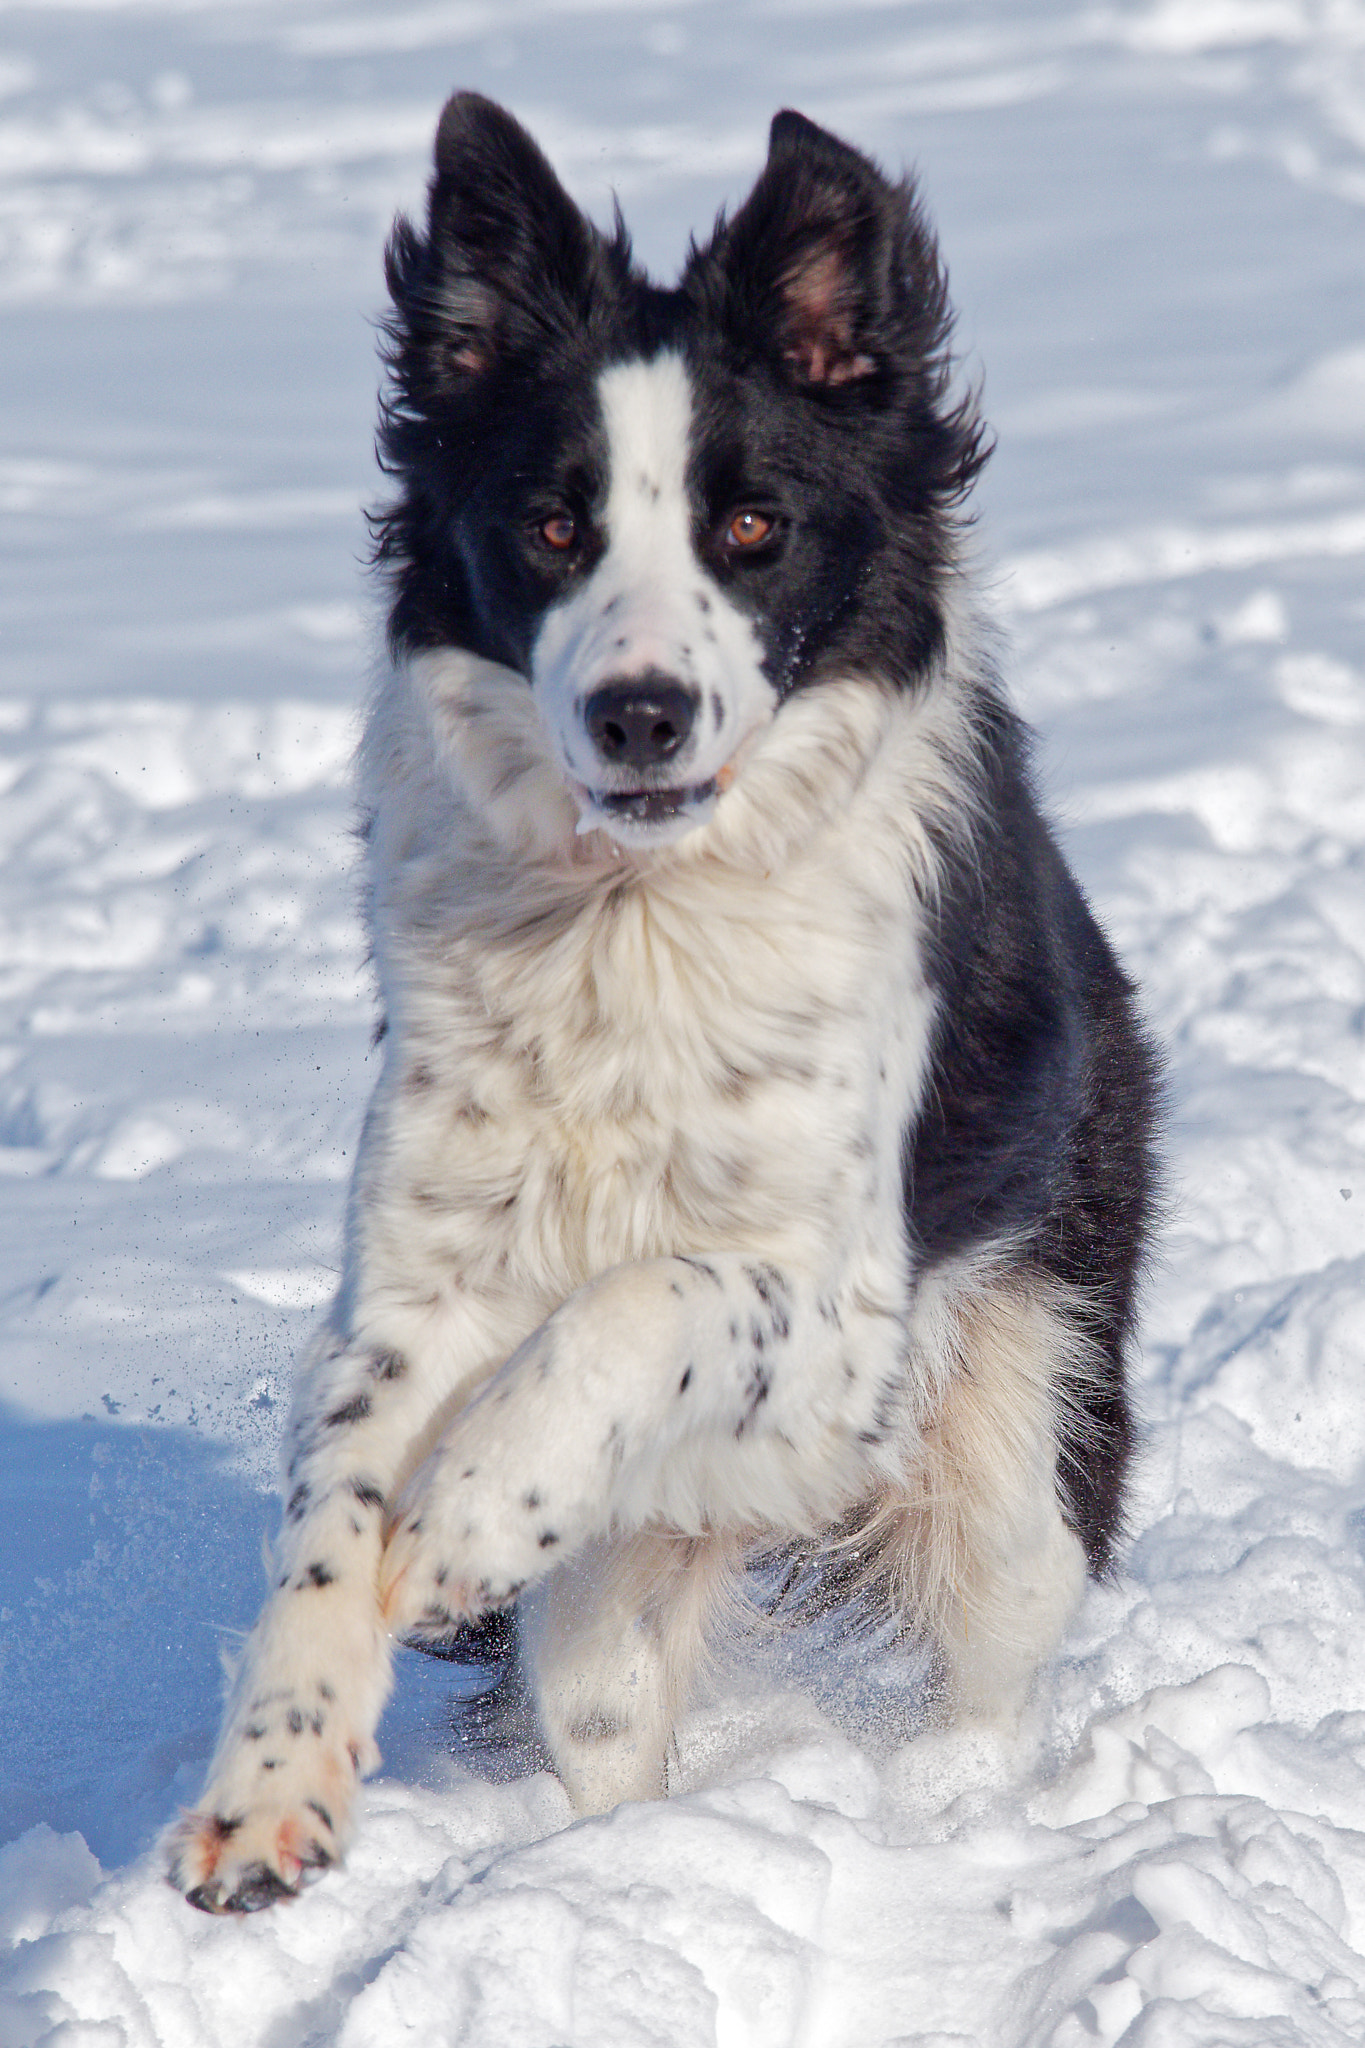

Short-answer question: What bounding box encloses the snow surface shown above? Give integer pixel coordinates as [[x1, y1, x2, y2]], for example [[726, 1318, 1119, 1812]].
[[2, 1, 1365, 2042]]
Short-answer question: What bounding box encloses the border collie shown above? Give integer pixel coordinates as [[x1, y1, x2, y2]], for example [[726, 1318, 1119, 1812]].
[[168, 95, 1159, 1912]]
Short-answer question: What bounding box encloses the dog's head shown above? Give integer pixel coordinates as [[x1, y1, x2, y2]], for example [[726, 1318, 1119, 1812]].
[[373, 95, 985, 859]]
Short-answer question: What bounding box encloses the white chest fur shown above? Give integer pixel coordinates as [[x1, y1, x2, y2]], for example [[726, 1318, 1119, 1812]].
[[351, 654, 974, 1400]]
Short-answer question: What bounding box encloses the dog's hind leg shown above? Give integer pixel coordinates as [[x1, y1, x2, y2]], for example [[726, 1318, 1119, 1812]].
[[521, 1528, 739, 1813], [860, 1268, 1097, 1726]]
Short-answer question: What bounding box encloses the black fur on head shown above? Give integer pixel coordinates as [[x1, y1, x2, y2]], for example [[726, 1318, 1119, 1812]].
[[372, 95, 990, 687]]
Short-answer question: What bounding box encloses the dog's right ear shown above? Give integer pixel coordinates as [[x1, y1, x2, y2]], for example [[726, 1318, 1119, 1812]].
[[385, 93, 609, 396]]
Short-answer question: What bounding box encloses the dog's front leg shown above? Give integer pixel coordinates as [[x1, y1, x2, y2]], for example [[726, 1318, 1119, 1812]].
[[380, 1253, 902, 1639], [166, 1329, 463, 1912]]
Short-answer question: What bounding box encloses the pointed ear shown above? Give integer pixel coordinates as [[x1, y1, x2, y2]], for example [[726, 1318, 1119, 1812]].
[[694, 109, 948, 392], [385, 93, 615, 395]]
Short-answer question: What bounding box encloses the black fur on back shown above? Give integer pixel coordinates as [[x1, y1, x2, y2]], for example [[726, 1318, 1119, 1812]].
[[908, 695, 1163, 1571]]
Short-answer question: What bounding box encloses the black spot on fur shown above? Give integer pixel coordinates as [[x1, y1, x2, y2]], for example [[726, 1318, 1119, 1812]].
[[349, 1477, 386, 1512], [370, 1349, 407, 1381], [679, 1365, 693, 1394], [302, 1561, 336, 1588], [567, 1709, 625, 1744], [286, 1482, 310, 1523], [677, 1256, 722, 1286], [523, 1489, 541, 1511], [538, 1529, 560, 1548], [306, 1799, 334, 1833], [244, 1723, 266, 1741], [736, 1360, 772, 1436], [371, 1015, 389, 1050], [325, 1394, 371, 1428], [287, 1708, 304, 1735], [747, 1264, 791, 1340]]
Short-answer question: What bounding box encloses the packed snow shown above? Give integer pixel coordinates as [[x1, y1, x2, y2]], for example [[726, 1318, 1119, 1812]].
[[3, 2, 1365, 2042]]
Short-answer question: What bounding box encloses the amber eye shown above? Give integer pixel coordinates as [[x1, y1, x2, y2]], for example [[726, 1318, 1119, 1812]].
[[539, 511, 578, 551], [725, 509, 773, 551]]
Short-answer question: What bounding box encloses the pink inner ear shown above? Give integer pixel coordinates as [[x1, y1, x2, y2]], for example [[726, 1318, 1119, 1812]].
[[449, 340, 491, 375], [437, 275, 498, 380], [779, 241, 877, 386]]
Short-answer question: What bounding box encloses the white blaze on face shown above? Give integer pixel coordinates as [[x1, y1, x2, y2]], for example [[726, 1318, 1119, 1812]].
[[531, 352, 775, 845]]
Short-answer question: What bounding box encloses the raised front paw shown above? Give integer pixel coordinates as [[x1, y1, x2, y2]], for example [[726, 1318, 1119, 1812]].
[[166, 1687, 379, 1913], [379, 1402, 588, 1641]]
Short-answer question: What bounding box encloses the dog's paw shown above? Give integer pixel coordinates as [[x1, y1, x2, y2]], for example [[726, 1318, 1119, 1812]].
[[167, 1800, 337, 1914], [166, 1695, 379, 1913], [379, 1484, 546, 1641], [380, 1423, 583, 1641]]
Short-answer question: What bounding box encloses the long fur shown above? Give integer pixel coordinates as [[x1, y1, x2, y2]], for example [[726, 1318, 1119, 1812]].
[[166, 97, 1160, 1914]]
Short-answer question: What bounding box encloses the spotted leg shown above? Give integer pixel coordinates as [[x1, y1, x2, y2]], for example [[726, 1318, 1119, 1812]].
[[380, 1254, 906, 1655], [166, 1330, 461, 1912]]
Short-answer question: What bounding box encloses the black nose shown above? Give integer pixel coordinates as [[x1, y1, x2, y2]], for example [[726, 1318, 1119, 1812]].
[[584, 676, 696, 771]]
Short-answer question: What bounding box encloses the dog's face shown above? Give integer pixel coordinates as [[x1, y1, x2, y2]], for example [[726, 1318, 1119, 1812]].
[[375, 96, 984, 855], [464, 346, 779, 847]]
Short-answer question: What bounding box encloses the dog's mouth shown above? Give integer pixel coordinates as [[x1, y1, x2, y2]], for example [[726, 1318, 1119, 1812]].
[[568, 740, 753, 848], [593, 779, 717, 826], [571, 775, 722, 844]]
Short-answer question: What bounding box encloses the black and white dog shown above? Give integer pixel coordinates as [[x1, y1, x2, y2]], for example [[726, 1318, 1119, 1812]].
[[169, 96, 1159, 1911]]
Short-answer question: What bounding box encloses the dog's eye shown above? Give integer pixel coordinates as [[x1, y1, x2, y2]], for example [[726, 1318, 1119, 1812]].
[[539, 511, 578, 552], [724, 510, 774, 551]]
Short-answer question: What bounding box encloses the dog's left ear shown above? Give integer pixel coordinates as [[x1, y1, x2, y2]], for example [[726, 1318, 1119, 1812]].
[[693, 110, 947, 392]]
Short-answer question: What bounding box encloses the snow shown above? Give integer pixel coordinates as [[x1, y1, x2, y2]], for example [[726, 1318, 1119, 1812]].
[[2, 1, 1364, 2041]]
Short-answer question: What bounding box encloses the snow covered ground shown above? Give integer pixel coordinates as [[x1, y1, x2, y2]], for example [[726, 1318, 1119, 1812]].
[[2, 0, 1365, 2041]]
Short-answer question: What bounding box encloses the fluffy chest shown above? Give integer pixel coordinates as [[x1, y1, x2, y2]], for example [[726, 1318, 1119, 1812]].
[[383, 838, 936, 1298]]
